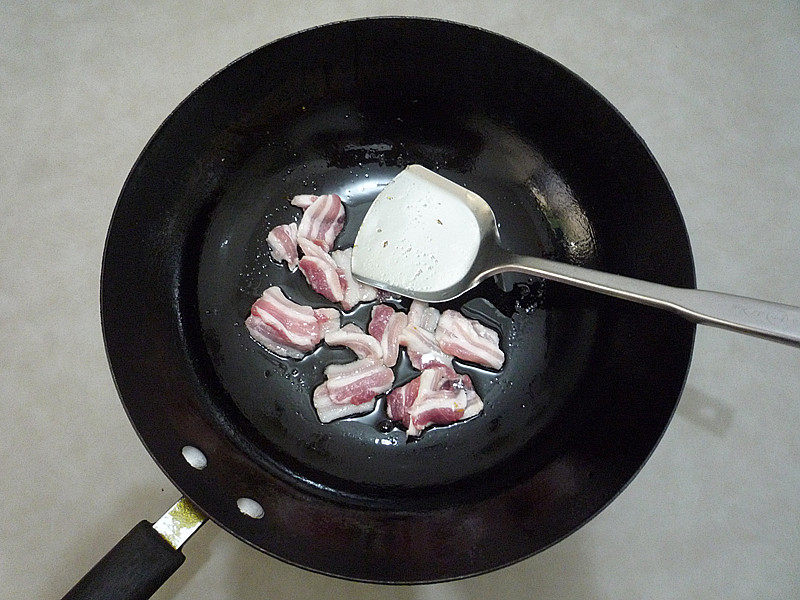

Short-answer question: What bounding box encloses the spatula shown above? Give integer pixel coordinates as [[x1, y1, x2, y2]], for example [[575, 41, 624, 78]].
[[351, 164, 800, 347]]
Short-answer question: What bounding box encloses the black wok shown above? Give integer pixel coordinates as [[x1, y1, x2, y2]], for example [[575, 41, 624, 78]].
[[64, 16, 695, 598]]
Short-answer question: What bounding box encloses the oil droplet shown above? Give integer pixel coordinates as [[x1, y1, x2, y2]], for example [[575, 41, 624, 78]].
[[377, 419, 394, 433]]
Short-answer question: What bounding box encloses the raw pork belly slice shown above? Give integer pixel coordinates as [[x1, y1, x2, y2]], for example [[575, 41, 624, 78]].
[[296, 193, 345, 252], [312, 358, 394, 423], [290, 194, 317, 210], [368, 304, 408, 368], [297, 237, 346, 303], [407, 300, 440, 332], [398, 323, 452, 370], [331, 248, 378, 310], [245, 287, 340, 359], [323, 359, 395, 404], [297, 241, 377, 311], [313, 307, 341, 336], [313, 385, 358, 423], [434, 310, 505, 370], [387, 365, 483, 437], [386, 376, 421, 422], [267, 222, 299, 271], [405, 383, 482, 437], [324, 323, 383, 361]]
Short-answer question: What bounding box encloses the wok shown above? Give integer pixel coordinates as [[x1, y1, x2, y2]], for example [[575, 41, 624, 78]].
[[63, 17, 696, 598]]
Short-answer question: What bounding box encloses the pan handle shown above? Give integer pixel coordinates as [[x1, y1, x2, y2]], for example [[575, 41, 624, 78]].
[[61, 498, 206, 600]]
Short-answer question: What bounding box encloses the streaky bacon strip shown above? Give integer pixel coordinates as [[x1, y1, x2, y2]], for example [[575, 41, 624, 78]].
[[297, 237, 346, 303], [297, 238, 377, 312], [407, 388, 482, 437], [386, 365, 483, 437], [434, 310, 505, 370], [312, 358, 394, 423], [314, 307, 341, 337], [407, 300, 441, 332], [331, 248, 378, 310], [313, 384, 369, 423], [297, 193, 345, 252], [267, 222, 299, 271], [324, 323, 383, 361], [290, 194, 317, 210], [324, 358, 395, 404], [386, 375, 421, 422], [245, 287, 341, 359], [368, 304, 392, 340], [368, 304, 408, 368], [398, 323, 452, 370]]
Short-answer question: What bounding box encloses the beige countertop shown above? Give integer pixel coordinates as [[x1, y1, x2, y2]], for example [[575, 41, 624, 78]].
[[2, 2, 799, 598]]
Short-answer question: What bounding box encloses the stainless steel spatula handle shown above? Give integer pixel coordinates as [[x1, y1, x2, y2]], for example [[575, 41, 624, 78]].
[[491, 252, 800, 347]]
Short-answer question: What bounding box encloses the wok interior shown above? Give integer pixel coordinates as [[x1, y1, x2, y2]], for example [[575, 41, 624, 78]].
[[103, 18, 695, 581], [196, 113, 608, 494], [192, 79, 692, 500]]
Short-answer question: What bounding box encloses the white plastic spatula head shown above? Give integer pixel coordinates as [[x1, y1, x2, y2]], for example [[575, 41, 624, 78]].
[[351, 165, 504, 302]]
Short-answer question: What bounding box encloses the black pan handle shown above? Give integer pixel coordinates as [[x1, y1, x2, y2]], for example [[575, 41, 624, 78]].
[[61, 521, 184, 600], [61, 498, 206, 600]]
